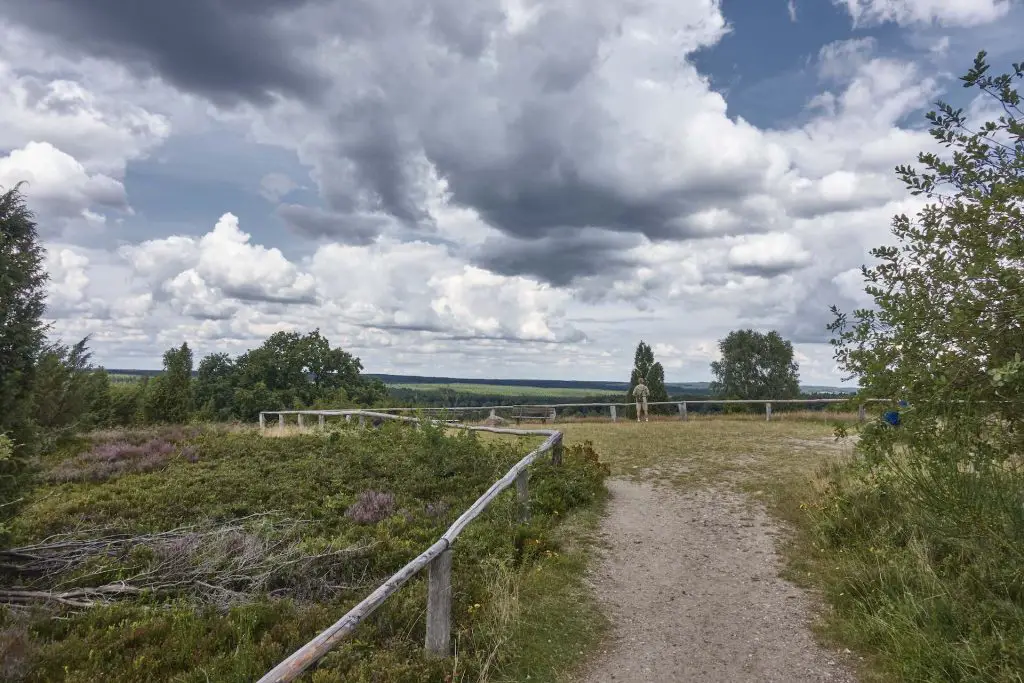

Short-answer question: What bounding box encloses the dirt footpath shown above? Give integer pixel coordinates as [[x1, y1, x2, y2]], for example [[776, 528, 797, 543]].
[[580, 479, 856, 682]]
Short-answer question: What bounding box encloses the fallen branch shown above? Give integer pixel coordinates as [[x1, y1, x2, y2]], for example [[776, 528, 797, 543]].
[[1, 516, 382, 609]]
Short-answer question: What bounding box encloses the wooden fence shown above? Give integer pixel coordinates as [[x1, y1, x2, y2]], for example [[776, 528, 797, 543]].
[[255, 410, 564, 683], [261, 398, 880, 427]]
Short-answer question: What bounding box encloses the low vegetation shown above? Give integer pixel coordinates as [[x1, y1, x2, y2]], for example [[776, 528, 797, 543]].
[[0, 421, 609, 682]]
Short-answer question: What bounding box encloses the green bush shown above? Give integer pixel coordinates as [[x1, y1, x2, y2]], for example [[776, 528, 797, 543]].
[[810, 53, 1024, 681]]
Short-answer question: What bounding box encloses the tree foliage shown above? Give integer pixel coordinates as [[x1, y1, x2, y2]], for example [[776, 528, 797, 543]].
[[626, 341, 668, 411], [829, 52, 1024, 460], [33, 336, 110, 435], [817, 54, 1024, 679], [193, 330, 387, 422], [0, 185, 48, 504], [0, 186, 48, 454], [709, 329, 800, 399]]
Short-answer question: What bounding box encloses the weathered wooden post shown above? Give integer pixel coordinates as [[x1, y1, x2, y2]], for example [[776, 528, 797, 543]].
[[425, 548, 453, 656], [489, 408, 497, 420], [858, 404, 866, 423], [678, 402, 687, 421], [259, 412, 266, 431], [278, 413, 285, 429], [319, 414, 326, 428], [610, 405, 617, 422], [297, 413, 305, 429], [552, 437, 564, 466], [515, 469, 530, 522], [549, 408, 557, 423], [765, 403, 772, 422]]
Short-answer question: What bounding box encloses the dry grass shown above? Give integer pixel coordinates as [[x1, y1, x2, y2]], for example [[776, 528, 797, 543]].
[[477, 419, 854, 493], [255, 415, 856, 497]]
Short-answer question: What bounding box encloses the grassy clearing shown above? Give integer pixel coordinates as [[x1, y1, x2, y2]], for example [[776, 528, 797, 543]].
[[0, 422, 609, 682], [479, 417, 855, 492]]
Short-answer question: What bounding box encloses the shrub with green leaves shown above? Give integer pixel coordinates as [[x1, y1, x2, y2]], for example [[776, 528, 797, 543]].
[[816, 52, 1024, 681]]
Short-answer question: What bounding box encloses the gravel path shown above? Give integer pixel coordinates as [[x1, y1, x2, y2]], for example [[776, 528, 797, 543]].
[[579, 479, 856, 682]]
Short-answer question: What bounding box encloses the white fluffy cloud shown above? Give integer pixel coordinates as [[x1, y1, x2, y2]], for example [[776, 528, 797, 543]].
[[0, 142, 127, 227], [834, 0, 1013, 26]]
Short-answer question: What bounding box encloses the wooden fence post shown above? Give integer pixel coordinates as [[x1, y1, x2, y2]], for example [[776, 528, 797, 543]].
[[552, 438, 564, 466], [278, 414, 285, 429], [297, 414, 305, 429], [765, 403, 772, 422], [515, 470, 530, 522], [858, 404, 866, 423], [549, 408, 557, 423], [610, 405, 617, 422], [319, 414, 326, 428], [425, 548, 453, 656], [678, 403, 687, 421], [259, 413, 266, 431], [489, 408, 496, 420]]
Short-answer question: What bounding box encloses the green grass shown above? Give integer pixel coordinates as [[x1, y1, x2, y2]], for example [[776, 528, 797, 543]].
[[388, 383, 620, 398], [786, 447, 1024, 682], [0, 423, 609, 682]]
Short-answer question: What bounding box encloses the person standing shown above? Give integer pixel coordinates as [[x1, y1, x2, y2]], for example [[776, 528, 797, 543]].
[[632, 377, 650, 422]]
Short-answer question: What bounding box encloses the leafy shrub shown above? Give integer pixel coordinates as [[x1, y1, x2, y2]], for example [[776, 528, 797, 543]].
[[810, 53, 1024, 681], [345, 490, 396, 524]]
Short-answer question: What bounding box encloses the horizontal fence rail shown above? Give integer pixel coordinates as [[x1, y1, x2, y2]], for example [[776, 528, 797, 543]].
[[256, 410, 563, 683], [260, 398, 890, 429]]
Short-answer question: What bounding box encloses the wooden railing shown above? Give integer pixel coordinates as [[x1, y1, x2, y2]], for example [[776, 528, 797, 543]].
[[261, 398, 881, 427], [255, 410, 563, 683]]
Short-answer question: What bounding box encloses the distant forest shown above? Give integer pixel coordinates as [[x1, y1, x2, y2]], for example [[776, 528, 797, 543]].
[[104, 369, 855, 415]]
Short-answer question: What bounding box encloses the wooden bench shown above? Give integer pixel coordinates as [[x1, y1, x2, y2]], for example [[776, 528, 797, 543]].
[[510, 407, 556, 425]]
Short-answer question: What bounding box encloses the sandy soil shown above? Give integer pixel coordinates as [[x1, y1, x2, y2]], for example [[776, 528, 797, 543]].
[[579, 479, 857, 682]]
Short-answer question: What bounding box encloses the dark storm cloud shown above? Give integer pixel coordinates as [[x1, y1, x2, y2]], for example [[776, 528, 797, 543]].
[[11, 0, 769, 287], [220, 283, 318, 306], [728, 261, 809, 278], [0, 0, 323, 105], [776, 278, 856, 344], [277, 204, 386, 245], [475, 229, 643, 286]]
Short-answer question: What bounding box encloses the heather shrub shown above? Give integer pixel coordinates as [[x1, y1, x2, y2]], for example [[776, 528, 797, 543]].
[[345, 490, 396, 524], [48, 435, 197, 483]]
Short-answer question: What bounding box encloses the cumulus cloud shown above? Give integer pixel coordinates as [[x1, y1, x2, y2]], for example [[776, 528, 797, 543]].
[[0, 40, 171, 177], [833, 0, 1013, 27], [122, 213, 318, 313], [0, 142, 127, 226], [727, 233, 812, 276], [0, 0, 323, 105], [310, 239, 582, 342]]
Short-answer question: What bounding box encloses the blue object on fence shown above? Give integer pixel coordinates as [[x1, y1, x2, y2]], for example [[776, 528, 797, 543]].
[[883, 410, 901, 426]]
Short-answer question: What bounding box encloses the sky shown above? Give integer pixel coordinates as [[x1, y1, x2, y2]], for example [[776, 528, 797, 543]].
[[1, 0, 1020, 386]]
